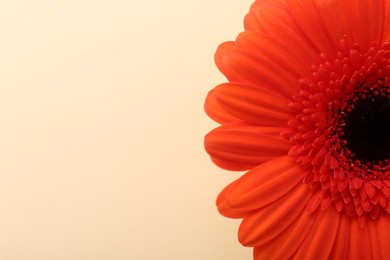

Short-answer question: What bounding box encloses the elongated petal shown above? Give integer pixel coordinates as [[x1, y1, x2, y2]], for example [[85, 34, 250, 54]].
[[235, 32, 310, 79], [314, 0, 353, 48], [204, 89, 239, 124], [244, 0, 284, 32], [253, 210, 318, 259], [214, 41, 236, 77], [217, 156, 305, 218], [238, 182, 311, 247], [216, 179, 248, 219], [313, 0, 386, 50], [205, 123, 291, 171], [216, 47, 300, 98], [382, 0, 390, 45], [348, 218, 373, 259], [287, 0, 337, 53], [236, 31, 314, 74], [328, 213, 350, 260], [213, 83, 291, 126], [341, 0, 384, 51], [368, 216, 390, 259], [292, 206, 340, 259], [244, 0, 320, 63]]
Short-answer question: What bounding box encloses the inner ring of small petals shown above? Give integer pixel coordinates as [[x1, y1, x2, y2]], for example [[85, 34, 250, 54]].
[[330, 80, 390, 178], [286, 42, 390, 220]]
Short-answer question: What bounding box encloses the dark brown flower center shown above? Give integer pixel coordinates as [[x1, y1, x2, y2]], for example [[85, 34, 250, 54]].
[[341, 87, 390, 163]]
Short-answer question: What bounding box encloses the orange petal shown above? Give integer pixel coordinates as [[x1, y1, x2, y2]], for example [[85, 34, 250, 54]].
[[368, 216, 390, 259], [287, 0, 337, 53], [317, 0, 385, 50], [382, 0, 390, 45], [253, 210, 319, 259], [214, 41, 236, 77], [204, 89, 239, 124], [292, 206, 341, 259], [216, 47, 300, 98], [328, 212, 350, 260], [217, 156, 305, 218], [245, 0, 320, 63], [244, 0, 286, 32], [238, 182, 312, 247], [348, 217, 373, 259], [315, 0, 353, 47], [213, 83, 292, 126], [236, 31, 314, 75], [341, 0, 384, 51], [216, 178, 248, 219], [204, 123, 291, 171]]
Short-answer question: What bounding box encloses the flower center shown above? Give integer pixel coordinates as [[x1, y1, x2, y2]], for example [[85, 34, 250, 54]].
[[284, 42, 390, 223], [341, 86, 390, 163]]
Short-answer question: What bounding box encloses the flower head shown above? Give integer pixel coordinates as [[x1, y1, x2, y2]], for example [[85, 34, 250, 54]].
[[204, 0, 390, 258]]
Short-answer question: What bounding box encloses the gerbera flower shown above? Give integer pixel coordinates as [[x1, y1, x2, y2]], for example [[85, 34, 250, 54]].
[[204, 0, 390, 258]]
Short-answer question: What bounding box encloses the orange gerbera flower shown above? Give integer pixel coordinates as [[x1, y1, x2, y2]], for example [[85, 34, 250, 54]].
[[204, 0, 390, 259]]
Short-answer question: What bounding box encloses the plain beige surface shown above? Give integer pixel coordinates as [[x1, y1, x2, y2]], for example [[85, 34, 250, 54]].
[[0, 0, 253, 259]]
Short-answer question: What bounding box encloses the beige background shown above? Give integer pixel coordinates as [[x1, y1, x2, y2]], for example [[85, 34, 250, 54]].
[[0, 0, 253, 259]]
